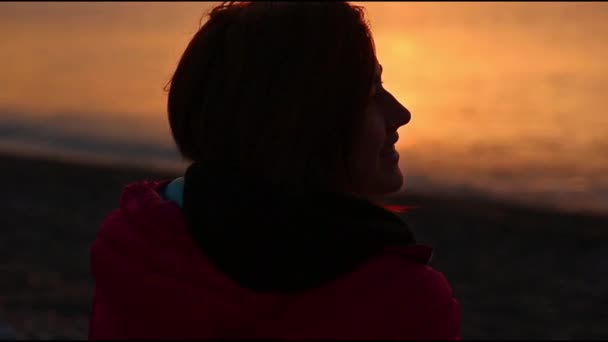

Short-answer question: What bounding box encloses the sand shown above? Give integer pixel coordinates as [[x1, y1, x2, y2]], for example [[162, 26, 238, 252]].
[[0, 152, 606, 339]]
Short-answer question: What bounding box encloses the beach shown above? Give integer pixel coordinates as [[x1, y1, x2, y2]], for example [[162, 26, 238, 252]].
[[0, 152, 606, 339]]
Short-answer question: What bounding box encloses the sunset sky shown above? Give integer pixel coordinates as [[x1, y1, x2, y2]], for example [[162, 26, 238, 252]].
[[1, 2, 605, 117]]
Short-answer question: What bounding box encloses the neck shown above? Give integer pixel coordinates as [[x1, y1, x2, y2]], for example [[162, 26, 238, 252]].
[[180, 161, 416, 293]]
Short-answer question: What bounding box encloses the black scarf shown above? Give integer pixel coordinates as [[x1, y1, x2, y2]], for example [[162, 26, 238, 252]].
[[183, 162, 416, 293]]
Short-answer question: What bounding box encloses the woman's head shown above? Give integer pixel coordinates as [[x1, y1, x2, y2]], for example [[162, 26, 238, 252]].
[[168, 1, 410, 197]]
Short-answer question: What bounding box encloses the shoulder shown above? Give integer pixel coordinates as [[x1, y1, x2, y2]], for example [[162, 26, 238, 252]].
[[376, 245, 461, 339], [92, 179, 187, 257], [377, 245, 455, 303]]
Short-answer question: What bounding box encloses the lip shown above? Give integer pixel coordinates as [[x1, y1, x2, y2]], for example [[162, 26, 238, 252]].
[[380, 149, 399, 162], [388, 133, 399, 146], [379, 146, 395, 156]]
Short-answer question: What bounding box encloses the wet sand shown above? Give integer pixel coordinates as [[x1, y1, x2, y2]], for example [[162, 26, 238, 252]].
[[0, 152, 606, 339]]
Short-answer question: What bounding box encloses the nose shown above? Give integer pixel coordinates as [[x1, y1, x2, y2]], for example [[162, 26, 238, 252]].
[[385, 91, 411, 129]]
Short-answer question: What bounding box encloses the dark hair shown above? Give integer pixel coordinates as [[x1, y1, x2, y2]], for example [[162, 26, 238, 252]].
[[167, 1, 377, 190]]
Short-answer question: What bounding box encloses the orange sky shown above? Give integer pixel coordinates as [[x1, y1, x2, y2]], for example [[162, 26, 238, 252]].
[[0, 2, 607, 151], [1, 2, 605, 114]]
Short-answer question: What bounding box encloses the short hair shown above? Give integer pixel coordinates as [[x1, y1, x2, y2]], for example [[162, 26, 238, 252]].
[[167, 1, 377, 190]]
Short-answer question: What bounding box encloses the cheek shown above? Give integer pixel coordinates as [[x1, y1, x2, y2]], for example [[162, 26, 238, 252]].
[[361, 106, 386, 156], [351, 107, 386, 171]]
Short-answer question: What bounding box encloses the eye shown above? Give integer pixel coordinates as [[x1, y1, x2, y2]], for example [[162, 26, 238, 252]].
[[372, 81, 384, 97]]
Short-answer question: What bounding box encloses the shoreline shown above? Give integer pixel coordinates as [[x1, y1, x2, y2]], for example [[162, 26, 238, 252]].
[[2, 149, 605, 221]]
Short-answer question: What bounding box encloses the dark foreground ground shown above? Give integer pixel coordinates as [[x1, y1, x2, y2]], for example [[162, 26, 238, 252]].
[[0, 152, 606, 339]]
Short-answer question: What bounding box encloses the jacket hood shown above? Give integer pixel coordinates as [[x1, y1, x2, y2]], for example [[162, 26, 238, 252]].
[[91, 181, 281, 337], [90, 179, 438, 339]]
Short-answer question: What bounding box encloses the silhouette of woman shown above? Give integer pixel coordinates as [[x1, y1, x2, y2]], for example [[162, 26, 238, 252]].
[[89, 2, 460, 339]]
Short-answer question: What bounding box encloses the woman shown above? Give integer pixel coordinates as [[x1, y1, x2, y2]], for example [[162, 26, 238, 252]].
[[89, 1, 460, 339]]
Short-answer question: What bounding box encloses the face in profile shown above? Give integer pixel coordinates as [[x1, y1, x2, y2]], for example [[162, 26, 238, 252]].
[[348, 62, 411, 197]]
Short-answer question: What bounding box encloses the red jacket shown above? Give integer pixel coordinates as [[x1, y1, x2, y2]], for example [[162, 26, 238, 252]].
[[89, 179, 460, 340]]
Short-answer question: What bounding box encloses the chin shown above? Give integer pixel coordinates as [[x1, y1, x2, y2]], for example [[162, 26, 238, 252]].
[[382, 171, 404, 194], [367, 169, 404, 196], [350, 162, 405, 197]]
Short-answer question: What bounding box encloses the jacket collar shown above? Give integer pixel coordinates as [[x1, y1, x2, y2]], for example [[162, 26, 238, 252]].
[[182, 162, 418, 293]]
